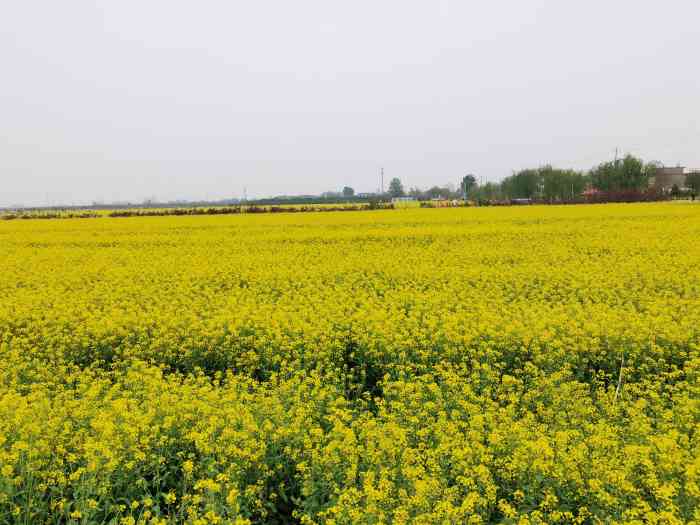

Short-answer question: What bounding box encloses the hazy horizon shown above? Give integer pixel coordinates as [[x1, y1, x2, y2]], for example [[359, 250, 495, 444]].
[[2, 1, 699, 207]]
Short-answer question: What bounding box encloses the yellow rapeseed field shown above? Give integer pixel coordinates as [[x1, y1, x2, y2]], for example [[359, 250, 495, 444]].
[[0, 203, 699, 524]]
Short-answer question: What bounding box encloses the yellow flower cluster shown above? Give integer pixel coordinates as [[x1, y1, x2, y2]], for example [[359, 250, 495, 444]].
[[0, 203, 699, 524]]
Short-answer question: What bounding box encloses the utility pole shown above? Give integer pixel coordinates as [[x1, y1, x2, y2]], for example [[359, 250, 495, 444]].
[[380, 167, 384, 195]]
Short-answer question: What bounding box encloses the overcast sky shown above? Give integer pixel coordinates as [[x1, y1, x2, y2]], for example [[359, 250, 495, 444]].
[[1, 1, 699, 206]]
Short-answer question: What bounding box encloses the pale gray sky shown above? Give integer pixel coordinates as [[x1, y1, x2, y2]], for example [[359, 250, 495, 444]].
[[1, 1, 699, 206]]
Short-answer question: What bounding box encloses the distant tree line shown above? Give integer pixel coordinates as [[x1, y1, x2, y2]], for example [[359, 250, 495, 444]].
[[7, 154, 690, 217], [376, 154, 670, 203], [496, 155, 660, 201]]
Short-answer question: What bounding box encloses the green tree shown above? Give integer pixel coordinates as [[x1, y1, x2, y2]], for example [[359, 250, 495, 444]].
[[590, 154, 651, 192], [540, 166, 587, 201], [342, 186, 355, 197], [501, 169, 541, 199], [388, 178, 405, 198], [686, 172, 700, 193], [500, 166, 587, 200], [460, 174, 477, 199], [473, 182, 501, 201], [425, 186, 448, 199], [408, 186, 423, 198]]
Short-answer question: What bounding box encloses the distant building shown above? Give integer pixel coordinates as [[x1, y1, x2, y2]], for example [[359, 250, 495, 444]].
[[391, 197, 416, 203], [582, 187, 601, 197], [651, 166, 686, 191]]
